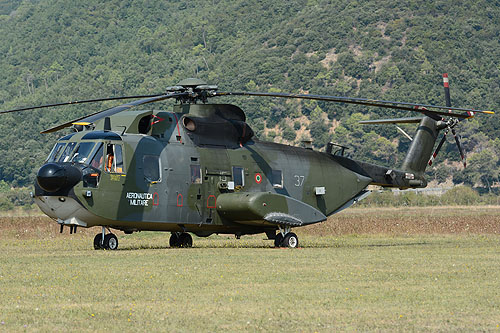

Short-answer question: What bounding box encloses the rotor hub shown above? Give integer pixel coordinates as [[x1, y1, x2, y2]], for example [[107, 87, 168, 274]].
[[166, 78, 218, 104]]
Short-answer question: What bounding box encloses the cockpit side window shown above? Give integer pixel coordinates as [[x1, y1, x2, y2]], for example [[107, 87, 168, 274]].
[[70, 142, 96, 164], [58, 142, 77, 162], [114, 145, 124, 173], [105, 143, 125, 174], [46, 142, 66, 162]]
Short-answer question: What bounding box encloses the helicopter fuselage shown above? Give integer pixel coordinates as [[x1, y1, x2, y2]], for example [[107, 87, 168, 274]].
[[34, 104, 372, 238]]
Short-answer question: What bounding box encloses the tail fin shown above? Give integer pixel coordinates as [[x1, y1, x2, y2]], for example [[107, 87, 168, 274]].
[[401, 116, 440, 176], [336, 115, 440, 189]]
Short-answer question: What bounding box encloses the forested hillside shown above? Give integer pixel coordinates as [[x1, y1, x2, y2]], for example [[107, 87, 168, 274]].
[[0, 0, 499, 190]]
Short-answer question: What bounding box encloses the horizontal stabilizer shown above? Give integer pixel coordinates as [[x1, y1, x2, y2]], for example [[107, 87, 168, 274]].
[[359, 117, 424, 124]]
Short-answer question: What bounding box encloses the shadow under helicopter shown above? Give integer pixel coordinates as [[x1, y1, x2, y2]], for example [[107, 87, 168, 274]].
[[113, 240, 437, 251]]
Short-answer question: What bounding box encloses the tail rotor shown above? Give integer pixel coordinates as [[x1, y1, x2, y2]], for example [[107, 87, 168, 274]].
[[428, 73, 469, 168]]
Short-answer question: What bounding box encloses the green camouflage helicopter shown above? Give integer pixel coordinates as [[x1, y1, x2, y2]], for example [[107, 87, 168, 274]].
[[1, 76, 493, 249]]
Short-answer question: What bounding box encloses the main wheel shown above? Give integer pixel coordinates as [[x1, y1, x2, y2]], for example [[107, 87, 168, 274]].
[[179, 233, 193, 248], [169, 233, 181, 248], [274, 233, 284, 247], [103, 233, 119, 250], [282, 232, 299, 248], [93, 234, 103, 250]]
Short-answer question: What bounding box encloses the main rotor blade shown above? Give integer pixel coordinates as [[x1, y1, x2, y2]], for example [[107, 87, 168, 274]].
[[359, 117, 424, 124], [0, 94, 164, 114], [216, 91, 494, 118], [41, 92, 187, 134]]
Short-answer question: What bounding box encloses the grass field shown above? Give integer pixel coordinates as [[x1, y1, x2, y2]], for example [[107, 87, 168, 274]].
[[1, 206, 499, 331]]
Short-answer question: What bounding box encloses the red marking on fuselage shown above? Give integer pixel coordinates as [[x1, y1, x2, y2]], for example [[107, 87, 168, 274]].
[[176, 194, 183, 207], [153, 192, 159, 206], [207, 195, 216, 209], [173, 113, 182, 143], [152, 115, 165, 125]]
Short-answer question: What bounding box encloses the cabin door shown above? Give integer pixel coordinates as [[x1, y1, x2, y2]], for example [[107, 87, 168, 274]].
[[199, 147, 231, 224]]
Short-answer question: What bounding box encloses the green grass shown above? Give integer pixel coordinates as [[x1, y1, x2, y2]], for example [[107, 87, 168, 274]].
[[1, 233, 499, 331]]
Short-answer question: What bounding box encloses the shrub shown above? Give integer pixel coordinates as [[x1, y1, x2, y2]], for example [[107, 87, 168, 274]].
[[441, 186, 481, 205]]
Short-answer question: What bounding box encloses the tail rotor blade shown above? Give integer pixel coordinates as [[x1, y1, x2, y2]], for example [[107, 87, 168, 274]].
[[451, 128, 467, 168], [443, 73, 475, 120], [443, 73, 451, 108], [442, 73, 466, 168], [428, 129, 449, 166]]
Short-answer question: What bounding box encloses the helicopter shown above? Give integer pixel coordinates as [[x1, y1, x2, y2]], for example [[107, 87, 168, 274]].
[[0, 76, 493, 249]]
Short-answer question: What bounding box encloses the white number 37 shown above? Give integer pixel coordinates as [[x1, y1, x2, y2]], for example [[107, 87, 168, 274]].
[[294, 175, 305, 186]]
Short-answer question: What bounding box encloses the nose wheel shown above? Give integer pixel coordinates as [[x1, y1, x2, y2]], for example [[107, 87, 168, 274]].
[[94, 227, 118, 250], [274, 226, 299, 248]]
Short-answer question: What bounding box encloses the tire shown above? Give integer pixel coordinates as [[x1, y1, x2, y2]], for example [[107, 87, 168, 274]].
[[104, 233, 119, 250], [283, 232, 299, 248], [93, 234, 103, 250], [169, 233, 180, 248], [179, 233, 193, 248], [274, 233, 284, 247]]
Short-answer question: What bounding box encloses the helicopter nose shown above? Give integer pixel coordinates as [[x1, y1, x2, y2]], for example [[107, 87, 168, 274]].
[[37, 163, 82, 193]]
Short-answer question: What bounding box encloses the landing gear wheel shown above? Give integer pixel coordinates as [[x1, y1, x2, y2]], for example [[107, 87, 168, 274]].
[[282, 232, 299, 248], [274, 233, 284, 247], [103, 233, 119, 250], [169, 233, 181, 248], [93, 234, 103, 250], [179, 233, 193, 248]]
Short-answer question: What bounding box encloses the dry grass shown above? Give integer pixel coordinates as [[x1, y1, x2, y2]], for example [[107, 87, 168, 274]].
[[303, 206, 500, 236], [2, 206, 499, 241]]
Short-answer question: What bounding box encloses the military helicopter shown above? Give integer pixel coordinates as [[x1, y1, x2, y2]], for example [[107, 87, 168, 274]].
[[1, 76, 493, 249]]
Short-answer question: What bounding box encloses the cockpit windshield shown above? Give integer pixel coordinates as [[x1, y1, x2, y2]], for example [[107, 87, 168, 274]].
[[58, 142, 77, 162], [46, 142, 66, 162], [70, 142, 96, 164]]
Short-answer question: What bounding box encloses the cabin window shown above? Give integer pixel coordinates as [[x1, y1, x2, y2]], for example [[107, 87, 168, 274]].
[[190, 165, 202, 184], [58, 142, 77, 162], [90, 143, 104, 170], [70, 142, 95, 164], [46, 142, 66, 162], [143, 155, 160, 182], [105, 144, 125, 174], [272, 170, 283, 188], [233, 166, 245, 187]]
